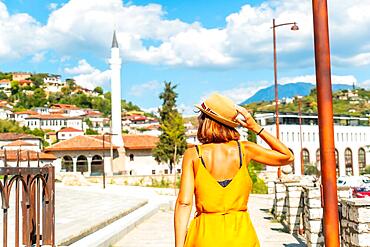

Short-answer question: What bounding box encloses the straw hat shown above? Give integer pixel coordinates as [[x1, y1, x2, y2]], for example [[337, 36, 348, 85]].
[[195, 93, 239, 128]]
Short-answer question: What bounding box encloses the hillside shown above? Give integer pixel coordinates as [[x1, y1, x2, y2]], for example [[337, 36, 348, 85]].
[[241, 82, 353, 104], [243, 88, 370, 116], [0, 72, 141, 116]]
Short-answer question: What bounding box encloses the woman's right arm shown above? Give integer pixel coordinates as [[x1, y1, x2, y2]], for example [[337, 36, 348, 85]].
[[236, 106, 294, 166]]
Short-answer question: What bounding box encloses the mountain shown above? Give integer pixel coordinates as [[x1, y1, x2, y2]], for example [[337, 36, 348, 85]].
[[241, 82, 353, 104]]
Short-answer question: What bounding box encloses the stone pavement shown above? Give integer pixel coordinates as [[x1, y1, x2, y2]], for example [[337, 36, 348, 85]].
[[114, 194, 306, 247], [0, 183, 148, 246]]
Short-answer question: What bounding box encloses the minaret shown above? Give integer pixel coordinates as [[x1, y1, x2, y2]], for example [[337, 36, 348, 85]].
[[109, 31, 124, 147]]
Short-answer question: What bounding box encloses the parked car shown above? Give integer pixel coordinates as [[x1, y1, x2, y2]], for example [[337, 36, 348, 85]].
[[337, 176, 370, 188], [352, 186, 370, 198]]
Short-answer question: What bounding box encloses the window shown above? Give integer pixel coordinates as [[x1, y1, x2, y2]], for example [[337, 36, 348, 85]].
[[359, 148, 366, 173], [335, 149, 339, 176], [286, 132, 289, 141], [346, 133, 348, 142], [351, 133, 353, 142], [345, 148, 353, 175], [313, 133, 315, 142], [152, 170, 156, 175], [308, 133, 311, 142], [316, 149, 320, 166], [292, 132, 294, 142], [164, 169, 169, 174], [337, 133, 339, 142], [341, 133, 344, 142], [129, 154, 134, 161], [355, 133, 357, 142], [177, 169, 181, 173], [281, 132, 284, 141], [303, 133, 305, 142], [302, 149, 310, 165]]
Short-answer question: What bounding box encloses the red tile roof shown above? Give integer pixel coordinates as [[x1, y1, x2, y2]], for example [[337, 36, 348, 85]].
[[122, 135, 159, 150], [0, 79, 11, 84], [45, 135, 118, 152], [51, 104, 80, 110], [14, 110, 38, 115], [5, 140, 37, 146], [58, 127, 84, 133], [0, 150, 56, 161], [25, 114, 82, 120], [0, 133, 40, 141], [45, 134, 159, 152]]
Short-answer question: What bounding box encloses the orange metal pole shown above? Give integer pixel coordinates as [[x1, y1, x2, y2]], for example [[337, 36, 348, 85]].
[[312, 0, 340, 246]]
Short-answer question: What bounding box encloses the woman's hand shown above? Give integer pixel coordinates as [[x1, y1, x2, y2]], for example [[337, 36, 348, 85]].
[[236, 106, 262, 133]]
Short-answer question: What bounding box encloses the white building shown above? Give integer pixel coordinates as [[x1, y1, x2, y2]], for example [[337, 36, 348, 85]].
[[255, 112, 370, 177], [45, 134, 162, 176], [57, 127, 84, 141], [14, 110, 38, 126], [25, 114, 83, 131], [43, 76, 66, 93], [0, 133, 42, 150], [50, 104, 85, 117]]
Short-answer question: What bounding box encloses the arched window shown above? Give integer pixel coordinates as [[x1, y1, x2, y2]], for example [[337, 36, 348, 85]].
[[77, 155, 88, 173], [345, 148, 353, 175], [129, 154, 134, 161], [61, 156, 73, 172], [289, 148, 295, 174], [359, 148, 366, 173], [302, 149, 310, 165], [91, 155, 103, 176], [316, 149, 320, 166]]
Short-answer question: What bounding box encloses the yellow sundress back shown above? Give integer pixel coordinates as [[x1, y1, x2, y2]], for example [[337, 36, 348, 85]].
[[184, 141, 260, 247]]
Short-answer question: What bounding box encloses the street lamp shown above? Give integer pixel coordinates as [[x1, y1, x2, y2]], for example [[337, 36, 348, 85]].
[[272, 18, 299, 177], [102, 132, 117, 189], [297, 96, 304, 175]]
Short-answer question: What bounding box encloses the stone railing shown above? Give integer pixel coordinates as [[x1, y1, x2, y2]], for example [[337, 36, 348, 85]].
[[272, 178, 370, 247]]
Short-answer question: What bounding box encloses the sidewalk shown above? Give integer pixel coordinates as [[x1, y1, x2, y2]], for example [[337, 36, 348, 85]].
[[114, 194, 306, 247]]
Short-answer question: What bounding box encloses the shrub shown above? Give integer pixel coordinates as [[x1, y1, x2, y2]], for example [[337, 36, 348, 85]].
[[252, 177, 268, 194]]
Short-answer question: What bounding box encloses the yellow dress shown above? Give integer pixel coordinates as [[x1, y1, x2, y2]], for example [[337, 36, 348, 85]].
[[184, 142, 260, 247]]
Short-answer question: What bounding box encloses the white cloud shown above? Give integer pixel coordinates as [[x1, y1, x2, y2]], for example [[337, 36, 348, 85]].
[[64, 59, 111, 90], [0, 0, 369, 69], [64, 59, 95, 74], [129, 80, 161, 96], [279, 74, 357, 85], [48, 3, 59, 11], [31, 52, 45, 63], [359, 80, 370, 89]]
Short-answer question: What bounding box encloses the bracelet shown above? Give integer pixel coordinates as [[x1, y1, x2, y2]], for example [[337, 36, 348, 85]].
[[256, 128, 264, 135]]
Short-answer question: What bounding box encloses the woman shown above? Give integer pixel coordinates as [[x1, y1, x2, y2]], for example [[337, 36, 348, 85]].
[[174, 93, 294, 247]]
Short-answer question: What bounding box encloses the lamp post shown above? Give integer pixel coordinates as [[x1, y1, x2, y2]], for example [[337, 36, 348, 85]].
[[272, 18, 299, 178], [102, 132, 117, 189], [298, 96, 304, 175]]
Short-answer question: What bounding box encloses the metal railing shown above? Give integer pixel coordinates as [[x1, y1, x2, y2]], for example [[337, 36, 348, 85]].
[[0, 150, 55, 247]]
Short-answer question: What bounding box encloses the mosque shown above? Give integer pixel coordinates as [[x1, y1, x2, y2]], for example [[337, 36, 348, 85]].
[[45, 32, 167, 176]]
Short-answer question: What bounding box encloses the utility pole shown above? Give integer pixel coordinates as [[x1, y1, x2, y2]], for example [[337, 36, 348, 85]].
[[312, 0, 340, 246]]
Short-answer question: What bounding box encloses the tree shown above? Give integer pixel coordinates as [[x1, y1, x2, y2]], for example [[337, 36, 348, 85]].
[[0, 91, 8, 100], [93, 86, 104, 95], [153, 82, 187, 174]]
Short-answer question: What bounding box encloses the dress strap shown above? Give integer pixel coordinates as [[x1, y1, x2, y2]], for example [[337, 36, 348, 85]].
[[195, 145, 206, 168], [237, 141, 243, 168]]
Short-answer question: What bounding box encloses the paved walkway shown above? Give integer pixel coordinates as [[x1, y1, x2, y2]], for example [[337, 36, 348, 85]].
[[114, 194, 306, 247], [0, 183, 148, 246]]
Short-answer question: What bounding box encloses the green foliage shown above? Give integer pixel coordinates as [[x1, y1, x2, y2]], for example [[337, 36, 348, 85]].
[[153, 82, 187, 173], [0, 91, 8, 100], [93, 86, 104, 94], [252, 177, 268, 194], [86, 129, 99, 135], [29, 73, 48, 87], [304, 164, 319, 176], [0, 120, 25, 133], [0, 72, 12, 80], [361, 166, 370, 175]]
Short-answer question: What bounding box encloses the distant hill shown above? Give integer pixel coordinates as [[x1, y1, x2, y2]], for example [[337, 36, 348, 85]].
[[241, 82, 353, 104]]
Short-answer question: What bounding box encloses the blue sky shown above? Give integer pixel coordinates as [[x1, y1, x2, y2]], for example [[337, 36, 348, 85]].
[[0, 0, 370, 114]]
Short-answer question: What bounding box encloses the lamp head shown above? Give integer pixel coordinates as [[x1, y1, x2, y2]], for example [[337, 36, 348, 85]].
[[291, 23, 299, 31]]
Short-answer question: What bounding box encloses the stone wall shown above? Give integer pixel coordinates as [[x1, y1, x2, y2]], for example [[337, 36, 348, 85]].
[[302, 186, 324, 247], [340, 199, 370, 247], [273, 179, 370, 247]]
